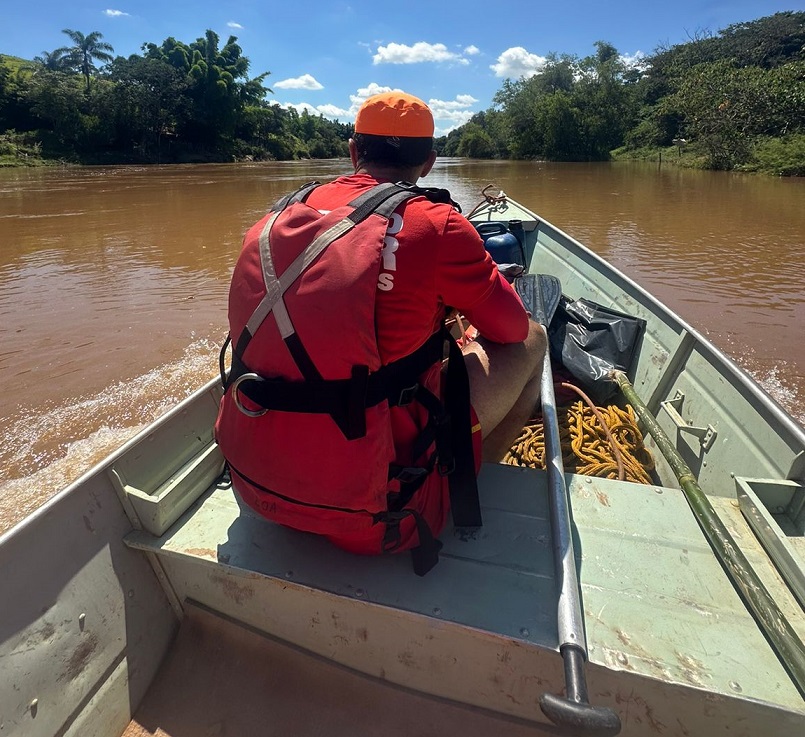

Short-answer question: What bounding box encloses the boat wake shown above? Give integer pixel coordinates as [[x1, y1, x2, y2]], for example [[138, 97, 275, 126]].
[[750, 363, 805, 428], [731, 350, 805, 428], [0, 338, 220, 536]]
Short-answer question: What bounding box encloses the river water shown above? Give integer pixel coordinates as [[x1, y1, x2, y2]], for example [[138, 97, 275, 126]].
[[1, 159, 803, 532]]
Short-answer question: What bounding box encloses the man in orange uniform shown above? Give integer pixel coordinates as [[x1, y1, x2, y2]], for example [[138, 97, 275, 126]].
[[320, 90, 545, 460], [218, 91, 545, 571]]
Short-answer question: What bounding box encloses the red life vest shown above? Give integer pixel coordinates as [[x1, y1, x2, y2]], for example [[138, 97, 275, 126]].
[[215, 182, 481, 575]]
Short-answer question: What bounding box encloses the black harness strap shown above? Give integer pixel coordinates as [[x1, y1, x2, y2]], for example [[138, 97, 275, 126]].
[[379, 509, 443, 577], [443, 333, 482, 527], [271, 181, 321, 212], [227, 327, 445, 412]]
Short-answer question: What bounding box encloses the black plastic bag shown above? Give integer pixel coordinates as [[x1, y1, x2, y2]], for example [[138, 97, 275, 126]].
[[548, 297, 646, 403]]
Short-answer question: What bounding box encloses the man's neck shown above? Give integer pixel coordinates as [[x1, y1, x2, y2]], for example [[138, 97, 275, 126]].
[[355, 164, 421, 184]]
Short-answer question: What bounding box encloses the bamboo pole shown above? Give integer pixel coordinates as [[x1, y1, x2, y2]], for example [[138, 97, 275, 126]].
[[613, 370, 805, 697]]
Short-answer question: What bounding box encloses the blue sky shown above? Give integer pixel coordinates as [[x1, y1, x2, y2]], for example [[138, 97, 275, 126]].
[[2, 1, 802, 135]]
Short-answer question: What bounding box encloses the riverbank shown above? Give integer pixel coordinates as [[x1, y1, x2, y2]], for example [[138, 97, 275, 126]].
[[0, 130, 51, 167], [4, 130, 804, 176], [612, 133, 805, 177]]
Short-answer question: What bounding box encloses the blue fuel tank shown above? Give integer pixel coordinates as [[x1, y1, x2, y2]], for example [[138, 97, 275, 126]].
[[476, 221, 525, 266]]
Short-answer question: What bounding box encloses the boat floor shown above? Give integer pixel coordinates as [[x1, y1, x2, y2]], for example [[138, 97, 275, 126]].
[[125, 463, 805, 723], [122, 601, 555, 737]]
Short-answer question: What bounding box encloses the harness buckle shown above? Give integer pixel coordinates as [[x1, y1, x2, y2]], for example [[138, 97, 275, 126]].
[[398, 383, 419, 406], [393, 466, 429, 485], [231, 373, 269, 417]]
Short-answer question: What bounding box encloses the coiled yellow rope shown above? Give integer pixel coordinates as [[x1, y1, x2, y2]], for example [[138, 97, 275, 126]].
[[503, 390, 655, 485]]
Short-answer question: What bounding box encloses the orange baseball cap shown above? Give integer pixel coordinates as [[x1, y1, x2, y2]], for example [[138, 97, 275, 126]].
[[354, 92, 434, 138]]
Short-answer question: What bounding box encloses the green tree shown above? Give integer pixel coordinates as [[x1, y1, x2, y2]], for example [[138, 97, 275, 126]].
[[60, 29, 114, 92], [573, 41, 639, 158], [669, 58, 805, 169], [538, 92, 585, 160], [455, 122, 496, 158], [33, 49, 73, 72], [492, 75, 546, 158], [144, 30, 269, 153], [106, 55, 189, 160], [26, 69, 86, 149], [483, 43, 637, 161], [0, 59, 36, 131]]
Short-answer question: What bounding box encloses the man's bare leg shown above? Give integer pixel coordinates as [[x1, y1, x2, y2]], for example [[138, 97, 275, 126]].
[[461, 320, 546, 462]]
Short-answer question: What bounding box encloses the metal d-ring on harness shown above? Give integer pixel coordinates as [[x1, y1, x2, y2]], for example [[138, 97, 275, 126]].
[[230, 372, 268, 417]]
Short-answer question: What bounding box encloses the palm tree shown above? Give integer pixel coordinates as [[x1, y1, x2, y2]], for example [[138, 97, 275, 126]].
[[60, 29, 115, 92], [33, 48, 72, 72]]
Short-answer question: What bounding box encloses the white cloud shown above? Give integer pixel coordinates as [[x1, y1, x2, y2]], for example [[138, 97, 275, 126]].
[[435, 124, 463, 137], [620, 50, 648, 70], [103, 9, 129, 16], [348, 83, 396, 111], [373, 41, 464, 65], [275, 74, 324, 91], [428, 95, 478, 128], [227, 21, 244, 30], [279, 86, 478, 129], [278, 101, 350, 119], [464, 45, 480, 55], [317, 103, 351, 119], [279, 102, 319, 115], [490, 47, 547, 78]]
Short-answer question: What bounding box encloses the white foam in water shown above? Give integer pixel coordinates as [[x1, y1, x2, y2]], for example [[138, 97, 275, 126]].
[[0, 338, 220, 534], [732, 347, 804, 427], [751, 364, 804, 427]]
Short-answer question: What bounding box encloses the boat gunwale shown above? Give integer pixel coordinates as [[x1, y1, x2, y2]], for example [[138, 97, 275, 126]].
[[0, 376, 223, 547], [469, 197, 805, 448]]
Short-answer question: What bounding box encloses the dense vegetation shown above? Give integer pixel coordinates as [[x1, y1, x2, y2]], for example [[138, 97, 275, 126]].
[[1, 12, 803, 173], [439, 12, 805, 175], [0, 29, 350, 165]]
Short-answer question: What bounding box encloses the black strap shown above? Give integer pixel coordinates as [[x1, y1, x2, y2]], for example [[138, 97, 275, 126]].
[[347, 182, 411, 222], [219, 333, 232, 389], [284, 332, 324, 382], [270, 181, 321, 212], [409, 510, 443, 576], [392, 181, 462, 212], [226, 329, 446, 415], [230, 464, 376, 517], [378, 509, 443, 577], [443, 335, 483, 528], [388, 451, 437, 510]]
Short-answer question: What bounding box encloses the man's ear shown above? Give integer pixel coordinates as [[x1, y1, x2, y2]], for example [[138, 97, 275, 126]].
[[420, 149, 438, 178], [348, 139, 359, 170]]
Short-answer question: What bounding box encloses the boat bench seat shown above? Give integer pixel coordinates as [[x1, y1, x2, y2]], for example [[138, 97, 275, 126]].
[[124, 462, 805, 721]]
